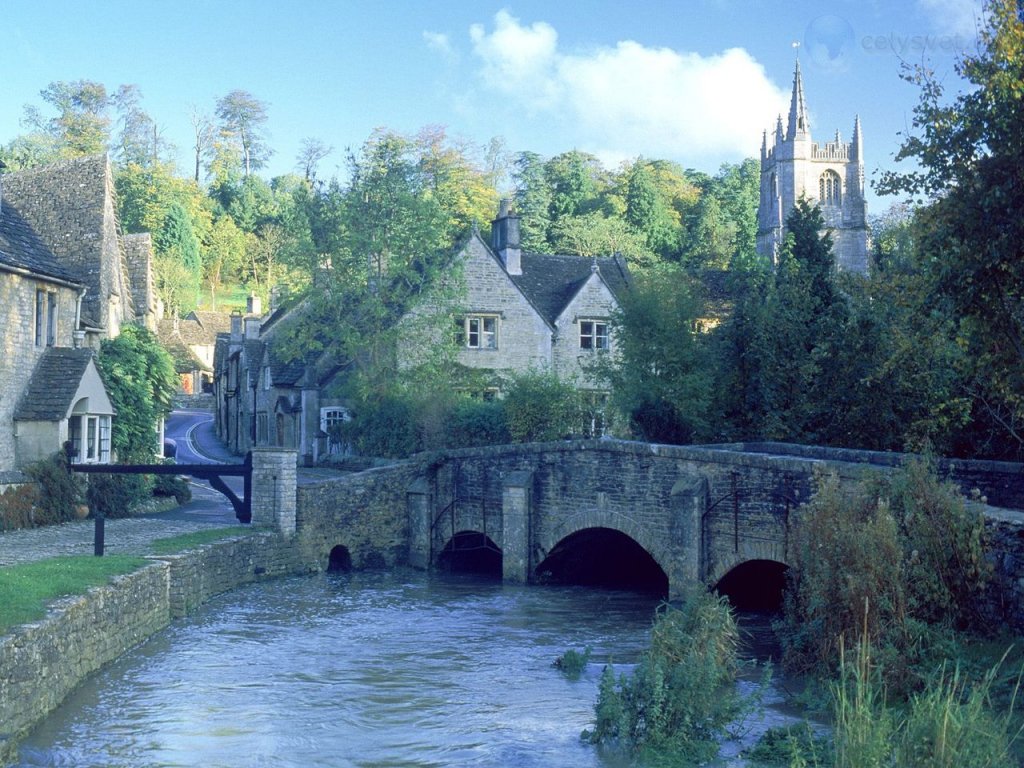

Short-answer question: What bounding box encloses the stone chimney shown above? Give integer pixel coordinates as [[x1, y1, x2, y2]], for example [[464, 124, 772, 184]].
[[490, 199, 522, 275], [246, 294, 262, 316], [230, 309, 243, 341]]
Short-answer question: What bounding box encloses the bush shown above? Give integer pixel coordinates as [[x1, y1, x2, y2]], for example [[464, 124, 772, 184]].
[[586, 591, 741, 764], [152, 472, 191, 504], [0, 483, 39, 531], [503, 370, 583, 443], [779, 461, 991, 692], [24, 451, 84, 526], [554, 646, 592, 680], [85, 472, 149, 519]]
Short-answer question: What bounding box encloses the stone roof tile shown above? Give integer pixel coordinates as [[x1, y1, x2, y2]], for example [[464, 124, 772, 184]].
[[15, 347, 95, 421]]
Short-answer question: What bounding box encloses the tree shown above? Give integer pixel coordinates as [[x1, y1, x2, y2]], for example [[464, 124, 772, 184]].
[[876, 0, 1024, 457], [24, 80, 112, 158], [96, 324, 177, 460], [545, 150, 604, 221], [111, 85, 171, 168], [188, 107, 216, 184], [594, 265, 712, 443], [153, 202, 202, 314], [215, 89, 272, 177], [549, 212, 655, 270], [296, 137, 332, 182], [203, 215, 247, 308], [513, 151, 553, 251], [416, 126, 499, 235], [624, 160, 678, 258]]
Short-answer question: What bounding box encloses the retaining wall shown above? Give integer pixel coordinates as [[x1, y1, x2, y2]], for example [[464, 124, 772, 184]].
[[0, 530, 309, 766]]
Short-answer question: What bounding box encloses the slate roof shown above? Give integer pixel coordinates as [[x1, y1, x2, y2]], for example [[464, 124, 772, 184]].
[[15, 348, 95, 421], [509, 252, 631, 326], [0, 200, 80, 284]]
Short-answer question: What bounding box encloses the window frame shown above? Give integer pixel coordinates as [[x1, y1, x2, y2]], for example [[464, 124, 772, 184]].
[[460, 313, 499, 350], [579, 319, 609, 351]]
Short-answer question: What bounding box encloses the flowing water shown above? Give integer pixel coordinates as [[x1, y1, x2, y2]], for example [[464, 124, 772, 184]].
[[15, 570, 814, 767]]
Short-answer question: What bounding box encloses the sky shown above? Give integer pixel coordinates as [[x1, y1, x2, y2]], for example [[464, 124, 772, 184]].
[[0, 0, 987, 213]]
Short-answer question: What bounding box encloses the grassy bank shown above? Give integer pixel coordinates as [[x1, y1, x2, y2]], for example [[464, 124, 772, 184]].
[[149, 526, 253, 555], [0, 555, 148, 633]]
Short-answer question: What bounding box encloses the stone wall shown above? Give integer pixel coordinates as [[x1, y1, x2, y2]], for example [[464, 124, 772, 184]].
[[0, 530, 311, 766]]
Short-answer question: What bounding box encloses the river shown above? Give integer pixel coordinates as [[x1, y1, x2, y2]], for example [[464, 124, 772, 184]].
[[15, 571, 812, 767]]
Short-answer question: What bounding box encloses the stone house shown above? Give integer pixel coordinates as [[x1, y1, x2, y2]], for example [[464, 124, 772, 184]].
[[0, 155, 157, 472], [157, 310, 233, 395], [213, 202, 629, 463]]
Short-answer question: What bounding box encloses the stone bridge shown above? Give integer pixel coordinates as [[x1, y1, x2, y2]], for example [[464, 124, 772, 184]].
[[259, 441, 1024, 612]]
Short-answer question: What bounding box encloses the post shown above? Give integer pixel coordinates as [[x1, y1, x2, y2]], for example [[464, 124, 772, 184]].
[[250, 448, 298, 535], [93, 512, 105, 556], [670, 473, 708, 598]]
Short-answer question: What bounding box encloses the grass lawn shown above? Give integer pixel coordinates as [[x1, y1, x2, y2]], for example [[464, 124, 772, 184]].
[[148, 526, 253, 555], [0, 555, 148, 634]]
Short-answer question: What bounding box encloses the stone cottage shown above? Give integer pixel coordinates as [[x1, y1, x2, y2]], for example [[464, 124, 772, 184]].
[[212, 202, 630, 463], [158, 310, 233, 395], [0, 155, 157, 472]]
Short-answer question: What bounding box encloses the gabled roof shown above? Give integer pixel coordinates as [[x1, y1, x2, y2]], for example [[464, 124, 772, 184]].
[[15, 348, 96, 421], [0, 199, 81, 284], [509, 252, 630, 326]]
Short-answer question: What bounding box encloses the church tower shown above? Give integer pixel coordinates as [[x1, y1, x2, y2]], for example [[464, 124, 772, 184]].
[[756, 60, 869, 272]]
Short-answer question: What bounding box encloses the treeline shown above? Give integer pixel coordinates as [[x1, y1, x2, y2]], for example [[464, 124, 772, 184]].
[[0, 82, 759, 316], [4, 0, 1021, 465]]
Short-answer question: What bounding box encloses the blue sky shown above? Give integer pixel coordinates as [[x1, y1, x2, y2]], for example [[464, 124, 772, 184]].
[[0, 1, 985, 213]]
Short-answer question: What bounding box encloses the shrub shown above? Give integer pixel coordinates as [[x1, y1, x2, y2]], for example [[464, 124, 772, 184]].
[[152, 472, 191, 504], [780, 461, 991, 691], [586, 591, 741, 764], [0, 483, 39, 531], [554, 646, 592, 680], [24, 451, 84, 526], [85, 472, 149, 519], [503, 370, 583, 443]]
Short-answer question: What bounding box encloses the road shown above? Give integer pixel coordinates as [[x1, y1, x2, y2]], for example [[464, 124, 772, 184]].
[[154, 410, 242, 525]]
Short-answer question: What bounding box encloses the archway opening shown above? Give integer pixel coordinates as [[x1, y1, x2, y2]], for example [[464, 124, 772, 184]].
[[537, 527, 668, 596], [714, 560, 788, 612], [437, 531, 502, 578], [327, 545, 352, 573]]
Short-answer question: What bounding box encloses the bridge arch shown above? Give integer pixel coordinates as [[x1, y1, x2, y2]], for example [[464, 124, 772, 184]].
[[536, 512, 672, 593], [537, 526, 668, 594], [713, 559, 789, 611], [438, 529, 502, 577]]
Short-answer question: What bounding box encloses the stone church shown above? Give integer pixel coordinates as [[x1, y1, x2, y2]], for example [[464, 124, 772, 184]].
[[757, 60, 869, 272]]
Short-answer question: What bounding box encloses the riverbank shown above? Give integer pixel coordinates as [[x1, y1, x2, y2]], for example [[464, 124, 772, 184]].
[[0, 528, 312, 765]]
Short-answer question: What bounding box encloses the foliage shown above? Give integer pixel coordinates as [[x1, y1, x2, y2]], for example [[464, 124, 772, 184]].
[[594, 264, 712, 444], [780, 461, 991, 692], [86, 472, 149, 519], [0, 555, 147, 634], [586, 593, 741, 764], [554, 646, 592, 680], [215, 89, 272, 177], [152, 470, 192, 505], [744, 724, 831, 766], [23, 451, 84, 527], [876, 0, 1024, 458], [97, 324, 178, 461], [502, 370, 583, 443], [0, 483, 38, 531]]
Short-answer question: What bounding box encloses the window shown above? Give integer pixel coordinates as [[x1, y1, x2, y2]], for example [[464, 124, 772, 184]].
[[579, 320, 609, 350], [35, 290, 58, 347], [72, 415, 111, 464], [320, 407, 350, 455], [264, 366, 272, 390], [458, 314, 498, 349], [257, 413, 268, 443], [819, 169, 842, 207]]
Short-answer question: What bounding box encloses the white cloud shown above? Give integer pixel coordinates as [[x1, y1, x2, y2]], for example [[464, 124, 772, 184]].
[[467, 11, 789, 166], [423, 31, 455, 58]]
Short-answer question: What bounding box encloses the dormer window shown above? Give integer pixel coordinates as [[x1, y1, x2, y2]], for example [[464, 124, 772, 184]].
[[579, 320, 608, 350]]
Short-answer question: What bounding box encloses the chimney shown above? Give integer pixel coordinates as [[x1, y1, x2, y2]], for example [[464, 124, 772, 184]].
[[490, 199, 522, 275], [246, 293, 262, 316], [230, 309, 243, 340]]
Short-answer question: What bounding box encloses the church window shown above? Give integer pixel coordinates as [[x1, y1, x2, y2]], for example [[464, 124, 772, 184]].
[[819, 169, 842, 207]]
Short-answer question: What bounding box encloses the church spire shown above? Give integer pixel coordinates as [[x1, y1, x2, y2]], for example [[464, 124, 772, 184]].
[[851, 114, 862, 161], [786, 58, 810, 140]]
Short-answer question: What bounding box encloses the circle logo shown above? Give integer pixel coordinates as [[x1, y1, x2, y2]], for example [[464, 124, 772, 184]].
[[804, 15, 855, 73]]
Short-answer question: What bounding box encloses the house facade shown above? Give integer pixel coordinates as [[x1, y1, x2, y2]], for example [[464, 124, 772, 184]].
[[212, 202, 629, 463], [0, 155, 155, 472]]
